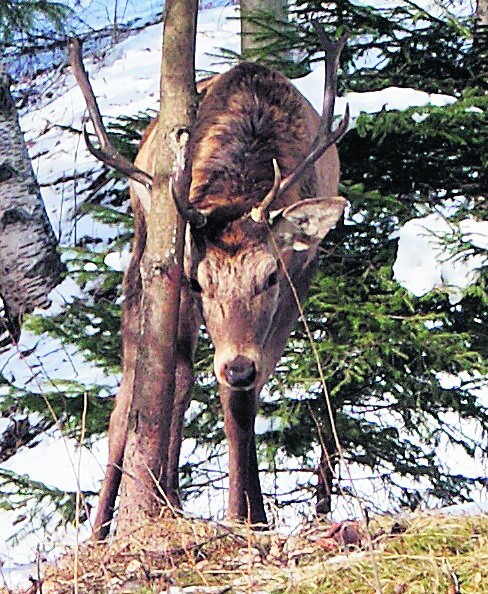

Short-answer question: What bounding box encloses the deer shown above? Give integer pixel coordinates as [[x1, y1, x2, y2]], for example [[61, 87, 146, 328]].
[[69, 25, 349, 540]]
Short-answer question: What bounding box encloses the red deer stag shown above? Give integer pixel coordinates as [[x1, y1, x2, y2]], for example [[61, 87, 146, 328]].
[[70, 27, 349, 539]]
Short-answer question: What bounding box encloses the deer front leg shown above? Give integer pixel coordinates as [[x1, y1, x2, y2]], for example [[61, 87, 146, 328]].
[[220, 386, 267, 526]]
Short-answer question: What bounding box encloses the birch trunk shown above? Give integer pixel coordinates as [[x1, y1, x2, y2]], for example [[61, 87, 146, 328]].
[[0, 64, 64, 342]]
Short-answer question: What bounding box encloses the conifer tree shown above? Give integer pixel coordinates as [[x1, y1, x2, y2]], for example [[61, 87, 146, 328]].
[[230, 0, 487, 514], [1, 0, 486, 533]]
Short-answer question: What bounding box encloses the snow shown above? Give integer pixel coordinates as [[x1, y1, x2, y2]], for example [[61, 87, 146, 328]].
[[393, 215, 487, 303], [1, 435, 107, 493], [425, 500, 488, 516], [33, 277, 84, 317], [0, 0, 486, 587], [295, 70, 456, 119], [104, 249, 131, 272]]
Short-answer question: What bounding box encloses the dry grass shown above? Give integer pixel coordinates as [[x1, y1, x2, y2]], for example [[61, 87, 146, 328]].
[[2, 512, 487, 593], [38, 513, 323, 594], [284, 513, 488, 594]]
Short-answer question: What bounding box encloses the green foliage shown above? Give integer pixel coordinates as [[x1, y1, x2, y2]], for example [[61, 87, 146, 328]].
[[0, 468, 96, 541], [231, 0, 485, 93], [0, 372, 114, 440], [26, 254, 123, 374], [0, 0, 72, 43], [104, 112, 155, 162], [351, 94, 487, 211]]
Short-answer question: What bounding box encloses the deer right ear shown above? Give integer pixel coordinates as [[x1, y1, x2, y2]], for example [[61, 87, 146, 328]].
[[270, 197, 346, 252]]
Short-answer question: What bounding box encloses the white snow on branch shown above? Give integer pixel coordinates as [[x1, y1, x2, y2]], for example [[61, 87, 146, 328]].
[[393, 215, 487, 303]]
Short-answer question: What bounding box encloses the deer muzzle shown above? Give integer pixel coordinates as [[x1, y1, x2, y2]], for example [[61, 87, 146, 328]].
[[223, 356, 257, 389]]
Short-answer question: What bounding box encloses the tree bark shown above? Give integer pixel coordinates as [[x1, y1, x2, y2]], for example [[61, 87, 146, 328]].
[[0, 63, 64, 343], [475, 0, 488, 85], [315, 404, 338, 516], [240, 0, 288, 57], [116, 0, 198, 535], [476, 0, 488, 27]]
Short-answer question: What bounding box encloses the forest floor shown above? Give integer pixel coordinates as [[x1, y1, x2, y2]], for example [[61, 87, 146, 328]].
[[3, 512, 486, 594]]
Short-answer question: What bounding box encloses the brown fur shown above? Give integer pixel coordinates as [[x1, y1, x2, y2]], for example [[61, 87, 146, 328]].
[[189, 63, 316, 223], [92, 62, 343, 538]]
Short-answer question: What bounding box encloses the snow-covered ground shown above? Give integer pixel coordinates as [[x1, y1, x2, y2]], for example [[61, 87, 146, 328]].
[[1, 1, 486, 588]]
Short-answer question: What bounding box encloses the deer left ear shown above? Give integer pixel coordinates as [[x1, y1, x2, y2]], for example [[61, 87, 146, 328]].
[[270, 197, 346, 252]]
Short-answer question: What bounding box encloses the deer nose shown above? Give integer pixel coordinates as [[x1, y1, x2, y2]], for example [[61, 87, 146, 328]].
[[224, 356, 257, 388]]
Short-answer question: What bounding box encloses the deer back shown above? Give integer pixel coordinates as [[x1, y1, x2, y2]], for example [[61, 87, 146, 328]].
[[130, 63, 344, 390], [132, 64, 339, 219]]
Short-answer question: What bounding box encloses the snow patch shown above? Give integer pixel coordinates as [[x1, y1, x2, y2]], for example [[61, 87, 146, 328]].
[[393, 215, 487, 303], [104, 249, 132, 272], [294, 67, 456, 119]]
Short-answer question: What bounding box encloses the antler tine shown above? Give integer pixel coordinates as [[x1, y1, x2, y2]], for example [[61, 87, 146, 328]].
[[167, 126, 207, 229], [68, 38, 153, 190], [278, 24, 349, 197], [312, 22, 348, 146], [256, 23, 349, 218], [82, 124, 152, 188], [69, 38, 208, 228], [170, 176, 207, 229], [251, 158, 282, 222]]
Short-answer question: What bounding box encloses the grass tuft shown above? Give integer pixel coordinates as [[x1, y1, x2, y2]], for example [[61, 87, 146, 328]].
[[1, 512, 486, 593]]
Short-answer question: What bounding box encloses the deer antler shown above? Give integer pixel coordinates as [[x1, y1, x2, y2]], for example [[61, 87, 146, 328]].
[[253, 24, 350, 222], [69, 38, 206, 228], [68, 38, 153, 189]]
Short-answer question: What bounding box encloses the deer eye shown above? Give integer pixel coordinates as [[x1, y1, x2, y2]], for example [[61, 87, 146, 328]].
[[262, 270, 278, 291], [189, 277, 203, 293]]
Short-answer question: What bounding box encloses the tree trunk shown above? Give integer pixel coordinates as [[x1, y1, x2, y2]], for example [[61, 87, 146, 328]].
[[476, 0, 488, 27], [116, 0, 198, 536], [0, 63, 64, 344], [475, 0, 488, 85], [315, 405, 339, 516], [240, 0, 288, 58]]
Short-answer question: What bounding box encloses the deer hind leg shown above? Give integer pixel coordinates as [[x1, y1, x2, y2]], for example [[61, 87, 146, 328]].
[[91, 201, 146, 541], [220, 386, 267, 526], [166, 286, 198, 508], [91, 274, 141, 540], [246, 434, 267, 526]]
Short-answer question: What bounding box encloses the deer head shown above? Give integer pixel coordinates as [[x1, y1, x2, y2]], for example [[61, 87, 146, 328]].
[[190, 197, 345, 390]]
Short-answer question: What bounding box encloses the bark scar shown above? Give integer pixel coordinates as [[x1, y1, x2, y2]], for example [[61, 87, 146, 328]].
[[0, 162, 16, 183], [0, 207, 32, 228]]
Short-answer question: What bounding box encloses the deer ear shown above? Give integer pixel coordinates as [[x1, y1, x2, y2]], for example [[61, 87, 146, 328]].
[[270, 197, 346, 252]]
